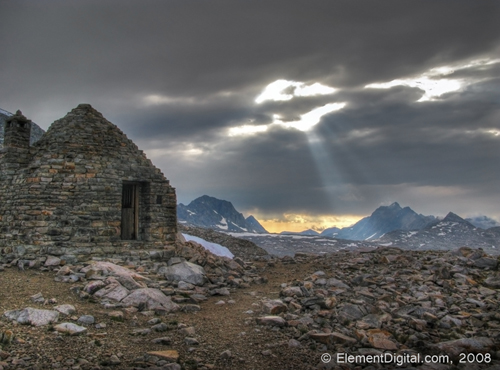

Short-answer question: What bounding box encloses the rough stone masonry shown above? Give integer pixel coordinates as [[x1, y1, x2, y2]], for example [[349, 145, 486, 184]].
[[0, 104, 177, 264]]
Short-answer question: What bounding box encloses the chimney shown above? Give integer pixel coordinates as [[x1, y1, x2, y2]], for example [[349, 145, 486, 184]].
[[4, 110, 32, 149]]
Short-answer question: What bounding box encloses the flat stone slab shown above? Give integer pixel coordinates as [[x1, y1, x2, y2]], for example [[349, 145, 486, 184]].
[[54, 322, 87, 336], [81, 261, 150, 281], [121, 288, 180, 312], [255, 316, 286, 327], [93, 282, 130, 302], [147, 350, 179, 362], [4, 307, 59, 326]]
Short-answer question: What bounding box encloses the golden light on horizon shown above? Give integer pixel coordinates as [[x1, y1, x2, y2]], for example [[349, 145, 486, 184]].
[[255, 213, 362, 234]]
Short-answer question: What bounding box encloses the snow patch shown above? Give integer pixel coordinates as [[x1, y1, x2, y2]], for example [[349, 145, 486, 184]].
[[217, 217, 228, 230], [182, 234, 234, 259]]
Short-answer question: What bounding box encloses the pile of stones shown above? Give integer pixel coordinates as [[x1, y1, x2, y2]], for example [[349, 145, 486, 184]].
[[7, 239, 267, 315], [253, 246, 500, 368]]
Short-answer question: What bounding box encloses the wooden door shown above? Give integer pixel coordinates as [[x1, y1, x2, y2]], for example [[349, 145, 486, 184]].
[[121, 184, 138, 240]]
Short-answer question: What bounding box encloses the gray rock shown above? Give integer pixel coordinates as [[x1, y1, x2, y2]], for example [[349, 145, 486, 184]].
[[162, 261, 206, 286], [121, 288, 180, 312], [185, 337, 199, 345], [484, 276, 500, 289], [83, 280, 106, 294], [115, 274, 145, 290], [473, 257, 498, 269], [54, 304, 76, 316], [177, 281, 195, 290], [280, 286, 303, 297], [339, 303, 366, 321], [152, 337, 172, 345], [150, 323, 168, 333], [44, 256, 61, 266], [434, 337, 495, 359], [326, 278, 350, 289], [77, 315, 95, 325], [211, 287, 230, 296], [4, 307, 59, 326], [262, 299, 287, 315], [30, 292, 45, 304], [182, 304, 201, 312], [93, 281, 130, 302], [255, 316, 286, 327]]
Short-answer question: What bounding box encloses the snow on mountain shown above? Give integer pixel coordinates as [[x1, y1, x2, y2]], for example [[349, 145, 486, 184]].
[[182, 233, 234, 258], [334, 202, 435, 241], [177, 195, 268, 233]]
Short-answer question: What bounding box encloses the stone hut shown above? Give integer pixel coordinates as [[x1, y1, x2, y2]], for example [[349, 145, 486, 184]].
[[0, 104, 177, 263]]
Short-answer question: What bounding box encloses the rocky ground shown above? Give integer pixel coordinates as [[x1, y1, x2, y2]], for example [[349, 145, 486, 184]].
[[1, 243, 500, 370]]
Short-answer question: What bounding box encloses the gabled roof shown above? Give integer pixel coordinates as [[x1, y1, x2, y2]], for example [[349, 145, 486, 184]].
[[33, 104, 143, 159]]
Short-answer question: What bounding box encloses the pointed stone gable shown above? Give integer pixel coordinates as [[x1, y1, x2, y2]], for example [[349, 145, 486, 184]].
[[0, 104, 177, 264]]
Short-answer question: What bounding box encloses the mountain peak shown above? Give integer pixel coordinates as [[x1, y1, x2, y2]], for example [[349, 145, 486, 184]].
[[442, 212, 469, 224], [178, 195, 267, 233]]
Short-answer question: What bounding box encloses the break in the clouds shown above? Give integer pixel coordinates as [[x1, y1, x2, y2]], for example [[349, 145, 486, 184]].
[[365, 57, 500, 102], [1, 1, 499, 230]]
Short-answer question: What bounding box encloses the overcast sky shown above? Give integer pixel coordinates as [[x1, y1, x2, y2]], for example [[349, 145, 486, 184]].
[[1, 1, 499, 232]]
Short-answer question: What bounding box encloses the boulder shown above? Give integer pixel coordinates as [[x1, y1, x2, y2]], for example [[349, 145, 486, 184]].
[[121, 288, 180, 312], [161, 261, 206, 286], [4, 307, 59, 326]]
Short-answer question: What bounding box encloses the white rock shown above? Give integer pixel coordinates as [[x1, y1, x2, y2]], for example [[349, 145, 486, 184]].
[[161, 261, 206, 286], [4, 307, 59, 326], [121, 288, 180, 312], [54, 322, 87, 335]]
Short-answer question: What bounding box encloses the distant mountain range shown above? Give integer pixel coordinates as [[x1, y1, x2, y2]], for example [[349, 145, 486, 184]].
[[280, 229, 320, 236], [333, 202, 437, 241], [378, 211, 500, 253], [0, 108, 45, 148], [292, 202, 499, 241], [177, 195, 268, 233]]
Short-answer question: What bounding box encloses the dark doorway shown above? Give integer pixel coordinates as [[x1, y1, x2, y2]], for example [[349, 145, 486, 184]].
[[121, 183, 139, 240]]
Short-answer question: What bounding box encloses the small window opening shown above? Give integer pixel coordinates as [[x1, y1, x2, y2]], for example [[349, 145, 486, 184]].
[[156, 195, 163, 205]]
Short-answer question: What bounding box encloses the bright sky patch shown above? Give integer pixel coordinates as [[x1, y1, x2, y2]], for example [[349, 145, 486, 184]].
[[228, 124, 269, 137], [255, 79, 337, 104], [272, 102, 346, 131], [365, 57, 500, 102], [257, 213, 362, 233], [228, 102, 346, 136], [366, 77, 462, 102]]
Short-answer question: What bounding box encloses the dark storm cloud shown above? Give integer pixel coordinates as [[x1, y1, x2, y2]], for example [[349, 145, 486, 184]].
[[1, 0, 499, 223]]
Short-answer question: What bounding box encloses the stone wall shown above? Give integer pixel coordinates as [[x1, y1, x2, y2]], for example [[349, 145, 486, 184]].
[[0, 104, 177, 264]]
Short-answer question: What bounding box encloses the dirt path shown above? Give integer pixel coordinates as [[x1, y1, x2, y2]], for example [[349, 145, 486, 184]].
[[0, 260, 323, 369]]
